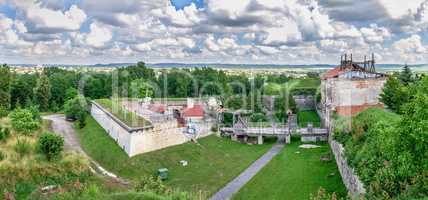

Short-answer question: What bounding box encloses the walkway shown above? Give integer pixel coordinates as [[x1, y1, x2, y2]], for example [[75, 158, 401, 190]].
[[42, 114, 129, 185], [210, 143, 285, 200]]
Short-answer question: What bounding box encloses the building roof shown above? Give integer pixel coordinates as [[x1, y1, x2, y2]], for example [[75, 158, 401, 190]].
[[322, 63, 385, 80], [182, 105, 204, 118], [149, 104, 165, 113]]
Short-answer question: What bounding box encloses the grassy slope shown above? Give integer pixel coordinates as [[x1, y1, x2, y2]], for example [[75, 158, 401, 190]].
[[233, 140, 347, 200], [298, 110, 321, 128], [75, 116, 274, 197]]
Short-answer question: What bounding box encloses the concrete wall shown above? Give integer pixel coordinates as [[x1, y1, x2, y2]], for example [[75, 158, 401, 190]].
[[91, 103, 135, 155], [301, 134, 328, 142], [330, 140, 366, 197], [325, 78, 386, 108], [293, 95, 315, 111], [91, 103, 213, 157]]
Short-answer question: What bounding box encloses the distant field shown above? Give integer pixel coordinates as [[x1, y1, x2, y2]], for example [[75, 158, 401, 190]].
[[75, 116, 275, 198], [298, 110, 321, 128], [94, 99, 151, 127], [233, 139, 347, 200], [263, 78, 321, 95]]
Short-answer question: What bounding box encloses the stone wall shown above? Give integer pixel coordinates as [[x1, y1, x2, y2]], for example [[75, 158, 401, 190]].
[[91, 102, 213, 157], [293, 95, 315, 111], [330, 140, 366, 197]]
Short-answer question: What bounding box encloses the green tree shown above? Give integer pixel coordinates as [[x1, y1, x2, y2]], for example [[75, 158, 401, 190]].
[[0, 64, 11, 111], [64, 95, 87, 128], [9, 108, 40, 135], [33, 73, 52, 111], [10, 73, 37, 109], [131, 79, 155, 98], [37, 132, 64, 160], [65, 87, 78, 101], [380, 76, 410, 113], [399, 64, 413, 85]]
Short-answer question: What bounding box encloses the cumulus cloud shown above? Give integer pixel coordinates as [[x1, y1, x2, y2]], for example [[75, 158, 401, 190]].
[[1, 0, 428, 64], [18, 3, 86, 33]]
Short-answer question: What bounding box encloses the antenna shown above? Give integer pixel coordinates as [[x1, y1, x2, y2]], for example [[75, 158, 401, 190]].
[[364, 55, 367, 71]]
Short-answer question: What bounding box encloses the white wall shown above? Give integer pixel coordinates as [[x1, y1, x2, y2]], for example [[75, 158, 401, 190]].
[[91, 103, 213, 157]]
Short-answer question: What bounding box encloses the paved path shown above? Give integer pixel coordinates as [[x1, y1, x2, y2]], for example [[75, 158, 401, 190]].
[[43, 114, 86, 154], [42, 114, 129, 185], [210, 143, 285, 200]]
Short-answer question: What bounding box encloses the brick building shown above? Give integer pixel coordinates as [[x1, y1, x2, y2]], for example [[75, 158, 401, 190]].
[[321, 54, 387, 126]]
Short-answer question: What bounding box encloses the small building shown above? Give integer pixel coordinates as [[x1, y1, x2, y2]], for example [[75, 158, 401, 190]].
[[182, 103, 204, 122], [321, 54, 387, 126]]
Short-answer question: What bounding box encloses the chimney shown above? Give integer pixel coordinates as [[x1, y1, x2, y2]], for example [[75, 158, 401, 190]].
[[187, 98, 194, 108]]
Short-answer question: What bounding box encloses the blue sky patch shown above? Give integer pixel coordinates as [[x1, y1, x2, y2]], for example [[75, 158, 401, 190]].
[[0, 4, 16, 19], [171, 0, 204, 10]]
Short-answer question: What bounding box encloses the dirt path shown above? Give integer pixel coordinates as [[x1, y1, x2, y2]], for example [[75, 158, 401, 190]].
[[209, 143, 285, 200], [43, 114, 130, 185]]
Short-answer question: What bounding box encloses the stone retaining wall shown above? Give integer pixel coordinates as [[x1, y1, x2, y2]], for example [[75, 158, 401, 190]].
[[330, 140, 366, 197]]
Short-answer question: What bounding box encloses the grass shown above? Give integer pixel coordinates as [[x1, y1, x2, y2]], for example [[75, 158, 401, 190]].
[[290, 78, 321, 89], [0, 117, 95, 199], [75, 116, 275, 198], [298, 110, 321, 127], [233, 139, 347, 200], [94, 99, 151, 128], [263, 78, 321, 96]]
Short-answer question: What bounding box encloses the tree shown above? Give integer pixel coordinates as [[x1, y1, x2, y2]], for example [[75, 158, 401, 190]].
[[131, 79, 155, 98], [10, 73, 37, 109], [65, 87, 78, 101], [399, 64, 413, 85], [37, 132, 64, 160], [0, 64, 11, 111], [380, 76, 410, 113], [9, 108, 40, 135], [33, 73, 52, 111], [64, 95, 87, 128], [250, 113, 268, 122]]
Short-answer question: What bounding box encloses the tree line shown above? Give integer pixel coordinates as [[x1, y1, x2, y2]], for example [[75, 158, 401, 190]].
[[0, 62, 308, 123]]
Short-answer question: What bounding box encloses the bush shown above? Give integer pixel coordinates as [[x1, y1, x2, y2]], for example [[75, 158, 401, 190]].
[[28, 105, 41, 122], [37, 132, 64, 160], [9, 108, 40, 135], [0, 150, 5, 161], [0, 106, 9, 118], [64, 95, 87, 128], [250, 113, 267, 122], [14, 138, 32, 156], [135, 176, 168, 195], [0, 127, 11, 141]]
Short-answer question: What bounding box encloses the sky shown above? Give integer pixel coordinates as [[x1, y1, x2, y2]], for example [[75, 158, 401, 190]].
[[1, 0, 428, 65]]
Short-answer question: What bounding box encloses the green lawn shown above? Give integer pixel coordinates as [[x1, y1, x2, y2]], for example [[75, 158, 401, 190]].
[[94, 99, 151, 128], [233, 140, 347, 200], [75, 116, 275, 198], [298, 110, 321, 127], [290, 78, 321, 89]]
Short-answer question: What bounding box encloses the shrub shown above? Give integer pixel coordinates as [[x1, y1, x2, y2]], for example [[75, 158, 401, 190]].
[[37, 132, 64, 160], [0, 127, 11, 141], [250, 113, 268, 122], [64, 95, 87, 128], [0, 106, 9, 118], [135, 176, 168, 195], [28, 105, 41, 122], [14, 138, 32, 156], [0, 150, 5, 161], [9, 108, 40, 135]]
